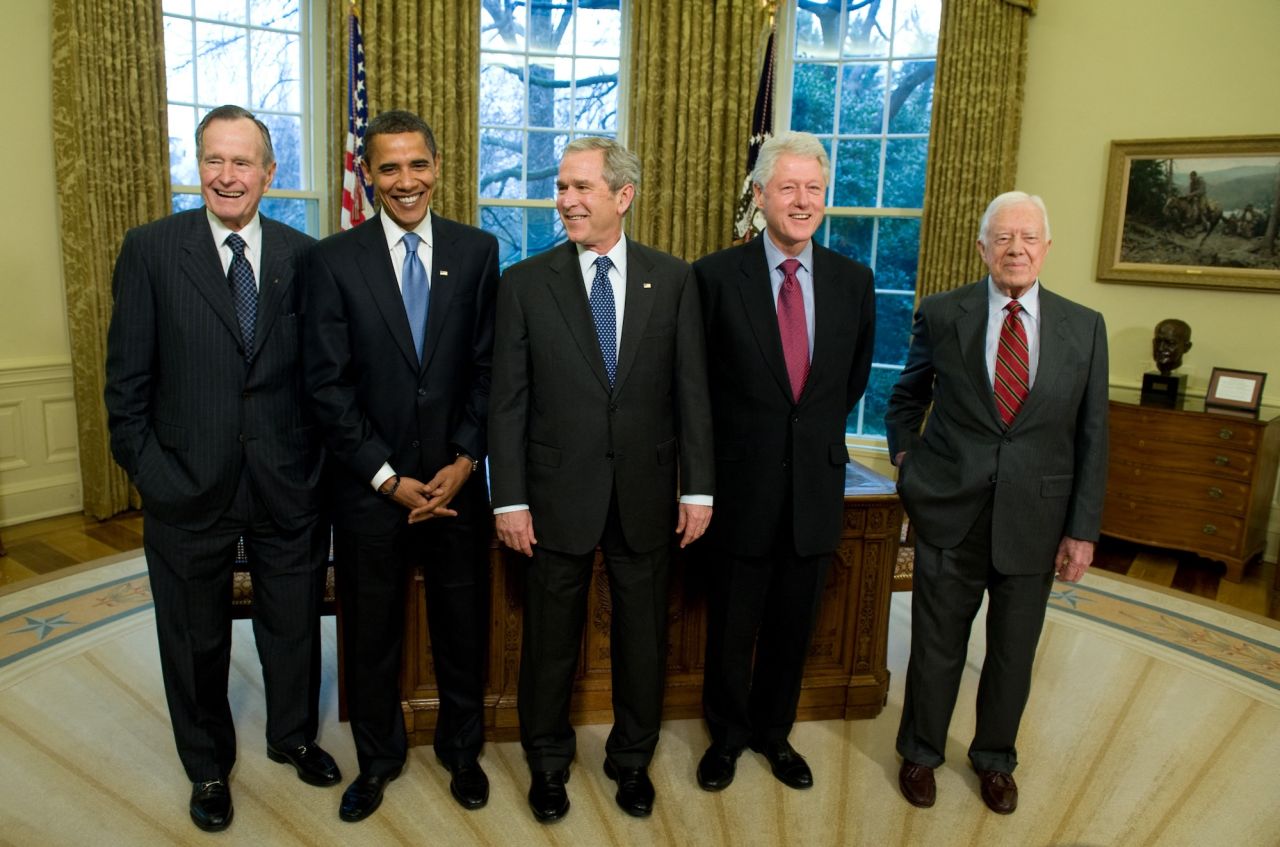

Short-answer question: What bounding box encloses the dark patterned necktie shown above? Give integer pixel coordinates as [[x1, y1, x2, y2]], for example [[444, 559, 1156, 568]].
[[589, 255, 617, 385], [401, 232, 429, 362], [777, 257, 810, 402], [994, 301, 1030, 427], [225, 233, 256, 359]]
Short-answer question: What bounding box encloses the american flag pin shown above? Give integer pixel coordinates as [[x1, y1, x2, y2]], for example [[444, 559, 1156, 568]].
[[643, 282, 652, 289], [439, 270, 449, 276]]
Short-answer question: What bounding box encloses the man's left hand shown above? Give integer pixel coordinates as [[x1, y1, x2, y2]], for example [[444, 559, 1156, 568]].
[[1054, 536, 1095, 582], [408, 456, 473, 524], [675, 503, 712, 548]]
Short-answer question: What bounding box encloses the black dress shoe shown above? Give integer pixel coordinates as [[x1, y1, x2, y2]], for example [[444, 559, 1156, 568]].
[[974, 768, 1018, 814], [750, 739, 813, 789], [339, 772, 397, 822], [898, 760, 936, 808], [696, 745, 741, 791], [267, 742, 342, 787], [443, 760, 490, 810], [190, 779, 233, 832], [603, 759, 655, 817], [528, 769, 570, 823]]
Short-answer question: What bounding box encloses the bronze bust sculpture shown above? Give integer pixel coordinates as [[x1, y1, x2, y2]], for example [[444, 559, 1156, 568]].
[[1152, 318, 1192, 376]]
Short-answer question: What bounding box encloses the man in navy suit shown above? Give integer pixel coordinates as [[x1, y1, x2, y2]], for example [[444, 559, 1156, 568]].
[[489, 137, 714, 822], [886, 192, 1109, 814], [692, 131, 875, 794], [303, 110, 500, 823], [105, 105, 339, 833]]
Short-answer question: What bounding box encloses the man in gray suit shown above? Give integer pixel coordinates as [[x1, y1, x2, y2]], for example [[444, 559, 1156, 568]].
[[106, 105, 337, 832], [489, 137, 714, 822], [885, 192, 1108, 815]]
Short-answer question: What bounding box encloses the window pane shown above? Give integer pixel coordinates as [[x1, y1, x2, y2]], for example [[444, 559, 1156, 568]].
[[481, 1, 526, 52], [833, 139, 880, 207], [883, 138, 927, 208], [195, 0, 246, 24], [574, 58, 619, 133], [791, 64, 836, 135], [839, 63, 885, 135], [260, 113, 302, 190], [575, 1, 621, 56], [480, 129, 525, 199], [249, 29, 300, 113], [164, 0, 192, 13], [196, 21, 249, 106], [893, 0, 941, 57], [526, 1, 572, 54], [258, 196, 316, 234], [874, 217, 921, 291], [852, 366, 901, 437], [527, 59, 568, 129], [480, 60, 526, 127], [826, 216, 873, 265], [843, 0, 891, 58], [172, 192, 202, 213], [873, 292, 914, 366], [480, 206, 523, 270], [165, 17, 195, 103], [527, 207, 566, 256], [168, 104, 199, 185], [794, 5, 839, 59], [527, 132, 566, 200], [887, 60, 934, 134], [250, 0, 298, 29]]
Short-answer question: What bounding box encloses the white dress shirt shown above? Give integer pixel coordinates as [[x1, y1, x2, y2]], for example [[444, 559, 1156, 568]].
[[207, 209, 263, 289], [984, 276, 1041, 389]]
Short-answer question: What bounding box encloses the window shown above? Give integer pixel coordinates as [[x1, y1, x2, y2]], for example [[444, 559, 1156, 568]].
[[478, 0, 625, 269], [779, 0, 939, 440], [163, 0, 325, 236]]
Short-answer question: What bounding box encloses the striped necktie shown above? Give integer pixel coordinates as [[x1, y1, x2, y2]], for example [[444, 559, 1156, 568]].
[[993, 301, 1030, 427]]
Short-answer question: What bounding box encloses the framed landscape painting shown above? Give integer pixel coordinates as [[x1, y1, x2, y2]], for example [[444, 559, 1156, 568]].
[[1096, 135, 1280, 292]]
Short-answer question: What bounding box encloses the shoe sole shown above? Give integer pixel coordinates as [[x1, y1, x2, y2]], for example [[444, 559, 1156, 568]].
[[266, 747, 341, 787]]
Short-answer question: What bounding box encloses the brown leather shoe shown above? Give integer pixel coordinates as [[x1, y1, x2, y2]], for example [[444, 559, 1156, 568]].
[[898, 760, 935, 808], [975, 768, 1017, 814]]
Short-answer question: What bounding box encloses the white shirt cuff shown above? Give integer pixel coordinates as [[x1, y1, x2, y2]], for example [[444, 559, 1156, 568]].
[[371, 463, 396, 492], [493, 504, 529, 515], [679, 494, 713, 506]]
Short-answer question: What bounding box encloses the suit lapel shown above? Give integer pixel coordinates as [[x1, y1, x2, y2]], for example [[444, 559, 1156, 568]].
[[805, 246, 838, 401], [1010, 287, 1069, 428], [357, 213, 421, 372], [736, 238, 793, 402], [954, 280, 1002, 429], [181, 212, 243, 346], [421, 215, 458, 372], [251, 217, 291, 364], [613, 240, 655, 393], [545, 242, 611, 391]]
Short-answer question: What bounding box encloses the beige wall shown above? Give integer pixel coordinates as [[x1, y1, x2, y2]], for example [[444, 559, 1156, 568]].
[[1018, 0, 1280, 401]]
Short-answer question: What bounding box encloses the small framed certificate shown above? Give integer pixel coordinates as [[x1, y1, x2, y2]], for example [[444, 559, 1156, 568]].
[[1205, 368, 1267, 413]]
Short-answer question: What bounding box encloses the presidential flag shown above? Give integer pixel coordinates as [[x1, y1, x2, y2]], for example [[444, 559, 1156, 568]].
[[340, 8, 373, 230], [732, 25, 776, 243]]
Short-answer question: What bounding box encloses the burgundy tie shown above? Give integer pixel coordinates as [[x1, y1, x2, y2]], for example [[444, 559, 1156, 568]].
[[993, 301, 1030, 427], [777, 258, 810, 402]]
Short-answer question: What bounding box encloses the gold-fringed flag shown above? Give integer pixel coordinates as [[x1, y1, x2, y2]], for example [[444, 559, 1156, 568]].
[[340, 6, 373, 230], [732, 23, 776, 243]]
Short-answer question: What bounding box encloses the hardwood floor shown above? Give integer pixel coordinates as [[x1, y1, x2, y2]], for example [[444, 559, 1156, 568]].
[[1, 509, 1277, 620]]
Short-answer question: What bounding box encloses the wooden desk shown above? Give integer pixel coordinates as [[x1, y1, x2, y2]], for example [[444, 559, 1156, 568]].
[[1102, 387, 1280, 582], [397, 462, 902, 744]]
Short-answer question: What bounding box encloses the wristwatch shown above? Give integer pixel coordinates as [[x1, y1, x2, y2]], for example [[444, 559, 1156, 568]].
[[457, 452, 480, 473], [380, 475, 401, 498]]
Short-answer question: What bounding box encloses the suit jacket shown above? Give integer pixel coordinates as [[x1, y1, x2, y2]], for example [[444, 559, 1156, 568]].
[[301, 212, 499, 535], [884, 279, 1109, 574], [488, 239, 714, 556], [694, 238, 875, 558], [105, 208, 319, 532]]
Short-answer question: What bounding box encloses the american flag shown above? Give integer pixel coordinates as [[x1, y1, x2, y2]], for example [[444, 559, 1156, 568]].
[[732, 25, 776, 243], [340, 8, 373, 230]]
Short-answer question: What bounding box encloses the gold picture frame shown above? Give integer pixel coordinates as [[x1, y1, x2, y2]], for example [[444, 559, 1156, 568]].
[[1095, 135, 1280, 292]]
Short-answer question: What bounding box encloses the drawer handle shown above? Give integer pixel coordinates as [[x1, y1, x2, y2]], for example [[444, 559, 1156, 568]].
[[1214, 455, 1230, 466], [1208, 487, 1223, 499], [1218, 428, 1234, 440], [1202, 524, 1217, 535]]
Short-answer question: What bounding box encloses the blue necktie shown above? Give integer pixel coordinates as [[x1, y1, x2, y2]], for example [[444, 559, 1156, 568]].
[[225, 233, 256, 360], [401, 232, 429, 362], [589, 255, 616, 385]]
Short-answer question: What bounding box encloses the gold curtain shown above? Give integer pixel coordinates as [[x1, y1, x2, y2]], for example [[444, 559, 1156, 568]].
[[915, 0, 1036, 296], [327, 1, 479, 230], [628, 0, 773, 261], [52, 0, 169, 519]]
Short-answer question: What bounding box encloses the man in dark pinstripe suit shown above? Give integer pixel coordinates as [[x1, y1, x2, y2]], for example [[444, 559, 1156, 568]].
[[105, 105, 339, 833]]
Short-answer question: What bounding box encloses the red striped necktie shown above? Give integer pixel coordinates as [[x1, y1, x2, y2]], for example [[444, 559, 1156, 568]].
[[993, 301, 1030, 427]]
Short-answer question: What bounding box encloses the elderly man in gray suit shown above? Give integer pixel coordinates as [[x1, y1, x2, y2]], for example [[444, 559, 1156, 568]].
[[885, 191, 1108, 815]]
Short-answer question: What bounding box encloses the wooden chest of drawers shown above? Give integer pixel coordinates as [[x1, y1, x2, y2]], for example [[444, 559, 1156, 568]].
[[1102, 388, 1280, 582]]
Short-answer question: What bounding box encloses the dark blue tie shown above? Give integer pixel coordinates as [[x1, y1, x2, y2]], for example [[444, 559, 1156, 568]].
[[589, 255, 616, 385], [225, 233, 256, 359], [401, 232, 429, 362]]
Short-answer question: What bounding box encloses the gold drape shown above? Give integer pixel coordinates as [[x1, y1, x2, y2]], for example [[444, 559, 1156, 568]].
[[327, 1, 479, 230], [627, 0, 773, 260], [52, 0, 168, 518], [915, 0, 1036, 296]]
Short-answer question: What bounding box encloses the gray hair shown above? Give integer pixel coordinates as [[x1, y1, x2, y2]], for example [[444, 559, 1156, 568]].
[[563, 136, 641, 193], [751, 131, 830, 189], [978, 191, 1052, 242], [196, 104, 275, 168]]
